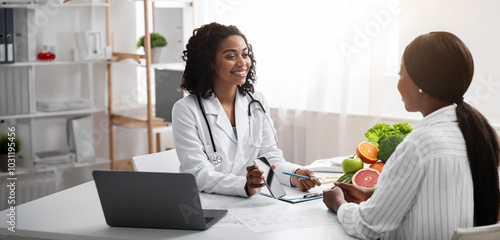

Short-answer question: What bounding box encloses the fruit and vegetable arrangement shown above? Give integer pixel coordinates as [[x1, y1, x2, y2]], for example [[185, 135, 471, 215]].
[[338, 122, 413, 189]]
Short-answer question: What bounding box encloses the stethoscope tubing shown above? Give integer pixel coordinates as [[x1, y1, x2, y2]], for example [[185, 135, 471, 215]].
[[197, 91, 261, 155], [197, 91, 275, 165], [196, 94, 218, 153]]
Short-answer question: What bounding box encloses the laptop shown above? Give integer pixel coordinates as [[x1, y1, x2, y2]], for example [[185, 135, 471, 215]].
[[93, 170, 227, 230]]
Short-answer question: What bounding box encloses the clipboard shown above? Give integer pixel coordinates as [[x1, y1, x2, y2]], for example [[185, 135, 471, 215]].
[[260, 185, 324, 203]]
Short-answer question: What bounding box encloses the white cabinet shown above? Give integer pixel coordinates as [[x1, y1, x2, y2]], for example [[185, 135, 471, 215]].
[[0, 0, 110, 208], [108, 0, 192, 167]]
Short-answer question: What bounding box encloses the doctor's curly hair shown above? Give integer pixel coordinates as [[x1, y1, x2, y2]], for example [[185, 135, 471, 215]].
[[180, 22, 257, 98]]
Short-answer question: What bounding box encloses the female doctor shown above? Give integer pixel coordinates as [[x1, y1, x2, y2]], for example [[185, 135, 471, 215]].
[[172, 22, 321, 197]]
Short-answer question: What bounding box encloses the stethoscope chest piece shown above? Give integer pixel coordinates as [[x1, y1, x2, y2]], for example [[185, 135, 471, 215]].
[[211, 153, 222, 166]]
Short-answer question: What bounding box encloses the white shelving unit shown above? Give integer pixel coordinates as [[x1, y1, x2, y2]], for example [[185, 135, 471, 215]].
[[107, 0, 192, 168], [0, 0, 110, 208]]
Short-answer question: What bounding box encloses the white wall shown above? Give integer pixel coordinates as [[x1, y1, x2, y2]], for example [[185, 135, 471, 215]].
[[399, 0, 500, 123], [111, 1, 500, 164]]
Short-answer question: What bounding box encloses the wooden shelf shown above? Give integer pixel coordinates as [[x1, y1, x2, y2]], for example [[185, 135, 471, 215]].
[[111, 52, 145, 64], [112, 158, 134, 171], [110, 58, 185, 70], [110, 113, 167, 129]]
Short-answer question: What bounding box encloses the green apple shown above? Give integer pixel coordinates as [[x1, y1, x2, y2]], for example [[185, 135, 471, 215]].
[[341, 155, 364, 174]]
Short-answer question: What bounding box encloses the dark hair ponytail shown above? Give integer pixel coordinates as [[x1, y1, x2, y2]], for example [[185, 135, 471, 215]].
[[404, 31, 500, 226], [456, 101, 499, 226]]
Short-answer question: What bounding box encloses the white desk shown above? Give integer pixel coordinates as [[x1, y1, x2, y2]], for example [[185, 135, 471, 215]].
[[0, 180, 356, 240]]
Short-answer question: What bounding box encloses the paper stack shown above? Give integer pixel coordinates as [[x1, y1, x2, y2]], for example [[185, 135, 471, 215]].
[[36, 98, 91, 112]]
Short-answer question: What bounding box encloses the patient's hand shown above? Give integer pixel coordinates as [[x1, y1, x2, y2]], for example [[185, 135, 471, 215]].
[[323, 187, 346, 213], [334, 182, 375, 204]]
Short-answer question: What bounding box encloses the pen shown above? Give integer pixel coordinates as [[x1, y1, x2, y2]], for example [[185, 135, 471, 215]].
[[282, 172, 319, 180], [303, 192, 323, 198]]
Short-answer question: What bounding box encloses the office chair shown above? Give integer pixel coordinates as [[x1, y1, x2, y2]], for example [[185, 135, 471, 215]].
[[132, 149, 180, 173], [451, 223, 500, 240]]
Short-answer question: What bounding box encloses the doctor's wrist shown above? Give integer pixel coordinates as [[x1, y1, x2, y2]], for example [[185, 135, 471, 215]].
[[244, 184, 250, 197], [290, 168, 300, 187]]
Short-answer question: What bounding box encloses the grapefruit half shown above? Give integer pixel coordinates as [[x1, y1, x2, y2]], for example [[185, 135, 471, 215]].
[[352, 168, 380, 189]]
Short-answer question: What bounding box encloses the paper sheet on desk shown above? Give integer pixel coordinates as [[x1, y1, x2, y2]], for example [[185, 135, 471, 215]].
[[304, 156, 347, 172], [235, 207, 336, 233], [214, 201, 286, 227]]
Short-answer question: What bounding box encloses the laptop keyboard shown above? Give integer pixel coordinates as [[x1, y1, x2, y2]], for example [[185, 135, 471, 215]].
[[205, 217, 215, 223]]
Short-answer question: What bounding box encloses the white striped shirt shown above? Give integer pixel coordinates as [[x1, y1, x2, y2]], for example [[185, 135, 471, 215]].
[[337, 105, 474, 239]]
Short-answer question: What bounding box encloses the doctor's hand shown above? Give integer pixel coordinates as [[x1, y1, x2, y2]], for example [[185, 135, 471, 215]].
[[293, 169, 322, 191], [245, 164, 275, 196]]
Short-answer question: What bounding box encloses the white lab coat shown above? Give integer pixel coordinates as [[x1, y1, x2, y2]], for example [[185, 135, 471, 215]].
[[172, 91, 301, 197]]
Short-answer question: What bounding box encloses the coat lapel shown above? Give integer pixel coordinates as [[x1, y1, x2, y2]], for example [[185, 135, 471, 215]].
[[235, 93, 249, 146], [203, 94, 238, 144]]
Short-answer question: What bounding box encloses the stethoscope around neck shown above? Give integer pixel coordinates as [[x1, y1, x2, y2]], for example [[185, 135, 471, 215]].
[[196, 91, 278, 166]]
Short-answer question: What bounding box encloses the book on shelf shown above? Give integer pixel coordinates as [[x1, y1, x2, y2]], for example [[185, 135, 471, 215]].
[[67, 115, 96, 163], [20, 68, 30, 114], [5, 74, 14, 115], [0, 9, 6, 64], [13, 7, 36, 62], [0, 76, 7, 116], [0, 8, 15, 64], [13, 68, 22, 115], [0, 67, 35, 116], [34, 150, 76, 167], [36, 98, 91, 112]]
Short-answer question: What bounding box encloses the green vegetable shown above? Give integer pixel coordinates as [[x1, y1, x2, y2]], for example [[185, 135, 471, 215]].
[[365, 122, 413, 163], [365, 123, 393, 147], [377, 134, 405, 163], [392, 122, 413, 136], [365, 122, 413, 147], [137, 32, 168, 49], [338, 172, 354, 184]]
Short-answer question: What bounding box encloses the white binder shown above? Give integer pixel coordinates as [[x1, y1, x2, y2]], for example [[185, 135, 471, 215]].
[[67, 116, 96, 163]]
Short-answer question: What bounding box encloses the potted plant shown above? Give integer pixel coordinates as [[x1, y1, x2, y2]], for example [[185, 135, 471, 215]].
[[0, 133, 21, 172], [137, 32, 168, 64]]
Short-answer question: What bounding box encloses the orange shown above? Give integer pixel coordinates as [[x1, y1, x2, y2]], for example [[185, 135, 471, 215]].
[[369, 161, 385, 173], [356, 141, 379, 164]]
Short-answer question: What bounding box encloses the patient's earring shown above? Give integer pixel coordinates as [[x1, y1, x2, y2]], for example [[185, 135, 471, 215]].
[[418, 89, 423, 93]]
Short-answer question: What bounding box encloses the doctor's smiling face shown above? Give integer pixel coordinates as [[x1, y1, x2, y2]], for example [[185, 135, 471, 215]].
[[212, 35, 251, 89]]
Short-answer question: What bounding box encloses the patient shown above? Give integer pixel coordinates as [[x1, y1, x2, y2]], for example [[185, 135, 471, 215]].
[[323, 32, 500, 239]]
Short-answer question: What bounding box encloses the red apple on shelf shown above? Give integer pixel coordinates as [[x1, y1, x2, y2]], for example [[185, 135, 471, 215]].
[[37, 51, 56, 61]]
